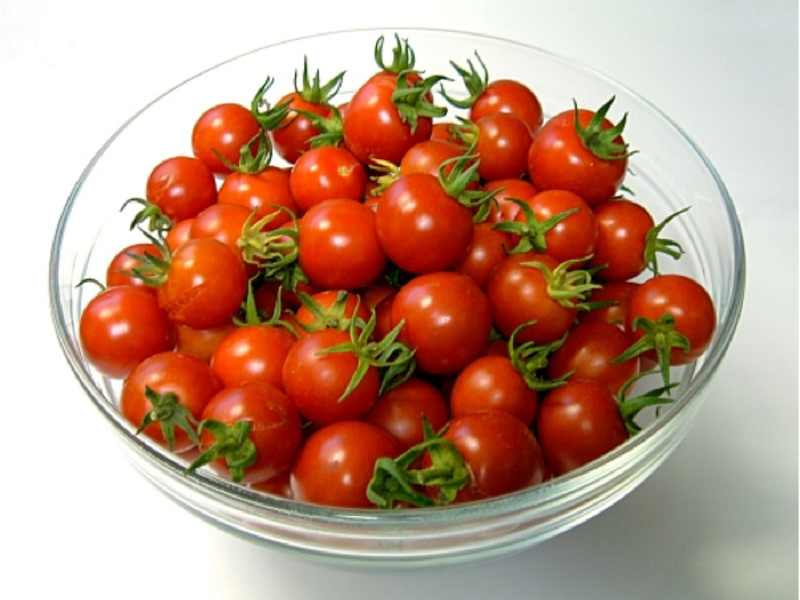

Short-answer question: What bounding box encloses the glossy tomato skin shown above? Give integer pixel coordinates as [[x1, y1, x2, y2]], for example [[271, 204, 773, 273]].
[[450, 355, 539, 425], [217, 167, 298, 227], [290, 420, 402, 508], [527, 106, 628, 206], [470, 79, 543, 135], [191, 103, 262, 175], [626, 274, 717, 365], [166, 218, 194, 252], [472, 112, 533, 181], [210, 324, 296, 389], [547, 321, 640, 395], [589, 198, 655, 281], [525, 189, 597, 264], [289, 146, 367, 212], [453, 222, 513, 290], [579, 281, 640, 330], [343, 72, 433, 166], [536, 379, 629, 476], [79, 285, 174, 379], [145, 156, 218, 222], [365, 377, 450, 451], [189, 202, 253, 258], [486, 252, 577, 345], [391, 271, 493, 375], [120, 351, 223, 452], [482, 178, 538, 223], [158, 238, 248, 330], [375, 173, 474, 274], [271, 94, 333, 164], [298, 198, 387, 290], [399, 139, 466, 179], [174, 321, 238, 363], [199, 381, 304, 485], [105, 243, 161, 292], [282, 328, 379, 425], [431, 411, 546, 502]]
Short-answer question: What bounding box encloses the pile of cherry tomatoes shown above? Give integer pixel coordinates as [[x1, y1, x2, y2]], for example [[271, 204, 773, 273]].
[[78, 34, 717, 509]]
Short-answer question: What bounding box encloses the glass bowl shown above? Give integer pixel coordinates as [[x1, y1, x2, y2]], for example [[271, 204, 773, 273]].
[[49, 27, 745, 568]]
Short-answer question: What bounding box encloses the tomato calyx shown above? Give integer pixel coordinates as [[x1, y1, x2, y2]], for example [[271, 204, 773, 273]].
[[293, 55, 345, 105], [137, 386, 201, 451], [374, 34, 416, 74], [391, 70, 450, 133], [438, 153, 497, 221], [315, 311, 416, 401], [122, 230, 172, 288], [644, 206, 690, 275], [122, 197, 173, 237], [295, 290, 363, 333], [185, 420, 257, 483], [298, 105, 344, 148], [215, 129, 273, 175], [368, 158, 402, 195], [574, 96, 635, 161], [508, 322, 571, 391], [494, 199, 581, 254], [439, 52, 489, 110], [523, 256, 602, 309], [617, 370, 678, 435], [612, 314, 691, 387], [237, 209, 308, 292], [250, 75, 294, 131], [367, 419, 469, 509]]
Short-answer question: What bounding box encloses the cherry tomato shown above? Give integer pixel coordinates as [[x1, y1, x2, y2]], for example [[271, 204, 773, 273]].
[[375, 172, 474, 274], [486, 252, 578, 345], [189, 202, 253, 258], [271, 94, 334, 165], [547, 321, 640, 395], [298, 198, 387, 290], [289, 145, 367, 212], [210, 324, 296, 389], [469, 78, 543, 135], [217, 167, 298, 227], [391, 271, 492, 375], [105, 243, 162, 292], [453, 222, 513, 289], [191, 102, 262, 175], [79, 285, 174, 379], [365, 377, 450, 451], [290, 420, 402, 508], [470, 112, 533, 181], [527, 99, 629, 206], [145, 156, 218, 222], [536, 379, 629, 475], [625, 274, 717, 365], [282, 328, 379, 425], [579, 281, 640, 330], [482, 178, 538, 223], [294, 289, 371, 334], [157, 238, 248, 329], [450, 355, 539, 425], [343, 72, 434, 166], [120, 351, 222, 452], [520, 189, 598, 264], [398, 138, 465, 179], [166, 218, 194, 252], [174, 321, 238, 363], [197, 381, 304, 484], [429, 411, 546, 502], [589, 198, 655, 281]]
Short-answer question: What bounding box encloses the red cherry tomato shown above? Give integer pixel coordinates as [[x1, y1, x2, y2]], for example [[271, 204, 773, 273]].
[[290, 420, 402, 508], [79, 285, 174, 379], [589, 198, 656, 281], [145, 156, 218, 222], [391, 271, 492, 375], [120, 351, 222, 452], [210, 324, 296, 389], [289, 145, 367, 212], [191, 103, 262, 175], [298, 198, 387, 290], [536, 379, 629, 475]]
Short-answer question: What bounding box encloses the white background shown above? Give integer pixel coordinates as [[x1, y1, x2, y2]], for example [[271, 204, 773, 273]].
[[2, 1, 797, 598]]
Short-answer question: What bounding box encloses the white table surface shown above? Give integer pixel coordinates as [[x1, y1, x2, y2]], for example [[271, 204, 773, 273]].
[[3, 1, 797, 598]]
